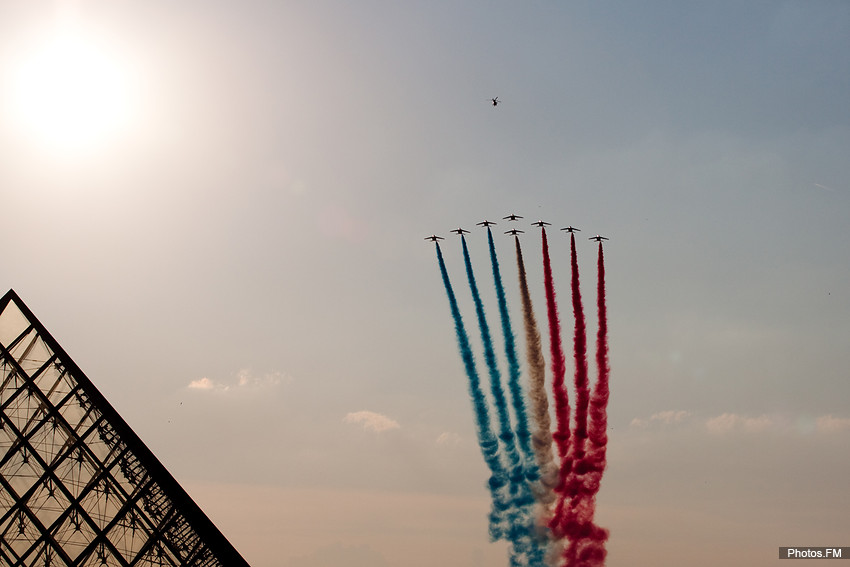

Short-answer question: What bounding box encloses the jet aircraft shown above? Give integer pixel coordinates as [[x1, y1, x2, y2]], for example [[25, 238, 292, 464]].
[[589, 235, 609, 242], [505, 229, 524, 236], [477, 220, 497, 227], [490, 97, 500, 106], [451, 228, 470, 235], [531, 220, 551, 227], [424, 235, 444, 242], [503, 214, 523, 221], [561, 226, 581, 233]]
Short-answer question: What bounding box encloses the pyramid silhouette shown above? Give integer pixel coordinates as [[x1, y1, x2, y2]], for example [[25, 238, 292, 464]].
[[0, 290, 250, 566]]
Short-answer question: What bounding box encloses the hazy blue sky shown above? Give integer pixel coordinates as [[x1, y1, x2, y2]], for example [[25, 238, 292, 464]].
[[1, 2, 849, 566]]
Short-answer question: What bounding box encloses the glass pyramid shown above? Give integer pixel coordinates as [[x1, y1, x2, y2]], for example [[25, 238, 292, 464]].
[[0, 290, 250, 566]]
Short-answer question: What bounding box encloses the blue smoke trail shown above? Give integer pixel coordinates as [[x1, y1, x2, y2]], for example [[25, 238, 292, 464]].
[[435, 242, 510, 541], [460, 236, 536, 566], [486, 228, 538, 477], [486, 228, 548, 567]]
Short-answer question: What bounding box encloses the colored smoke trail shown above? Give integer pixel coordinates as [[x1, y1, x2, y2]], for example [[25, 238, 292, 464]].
[[514, 236, 558, 497], [487, 229, 537, 474], [460, 236, 536, 566], [487, 228, 547, 567], [590, 243, 609, 467], [433, 230, 612, 567], [572, 243, 611, 567], [555, 233, 591, 565], [540, 228, 578, 562], [540, 228, 571, 463], [515, 235, 560, 567], [567, 232, 590, 467], [434, 242, 510, 541]]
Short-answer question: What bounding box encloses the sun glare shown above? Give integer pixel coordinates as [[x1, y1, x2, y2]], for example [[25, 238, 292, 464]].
[[6, 26, 137, 155]]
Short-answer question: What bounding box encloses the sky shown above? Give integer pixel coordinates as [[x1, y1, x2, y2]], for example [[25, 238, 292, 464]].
[[1, 1, 849, 566]]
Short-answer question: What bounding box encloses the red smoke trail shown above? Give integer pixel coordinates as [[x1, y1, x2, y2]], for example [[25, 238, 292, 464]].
[[553, 233, 591, 564], [568, 232, 590, 466], [540, 228, 570, 461], [540, 227, 579, 562], [591, 243, 609, 460], [572, 242, 610, 567], [587, 242, 609, 483]]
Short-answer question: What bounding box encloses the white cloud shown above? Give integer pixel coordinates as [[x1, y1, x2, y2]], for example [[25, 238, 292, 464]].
[[816, 415, 850, 433], [188, 377, 215, 390], [631, 410, 691, 428], [435, 432, 462, 447], [187, 368, 289, 394], [706, 413, 773, 434], [344, 411, 400, 433], [236, 368, 286, 387], [188, 377, 232, 393], [654, 410, 691, 424], [705, 413, 741, 434]]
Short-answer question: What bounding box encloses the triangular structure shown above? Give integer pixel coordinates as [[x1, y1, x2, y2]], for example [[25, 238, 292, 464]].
[[0, 290, 250, 566]]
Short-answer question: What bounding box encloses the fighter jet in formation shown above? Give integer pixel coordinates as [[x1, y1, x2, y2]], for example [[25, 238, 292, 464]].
[[429, 220, 604, 242]]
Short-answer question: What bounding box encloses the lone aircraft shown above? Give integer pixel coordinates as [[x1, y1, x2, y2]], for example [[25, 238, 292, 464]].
[[490, 97, 500, 106]]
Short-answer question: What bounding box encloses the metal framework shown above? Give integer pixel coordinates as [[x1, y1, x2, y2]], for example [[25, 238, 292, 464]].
[[0, 290, 250, 567]]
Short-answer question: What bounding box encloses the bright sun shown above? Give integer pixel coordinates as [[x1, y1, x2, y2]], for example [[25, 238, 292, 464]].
[[7, 26, 136, 155]]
